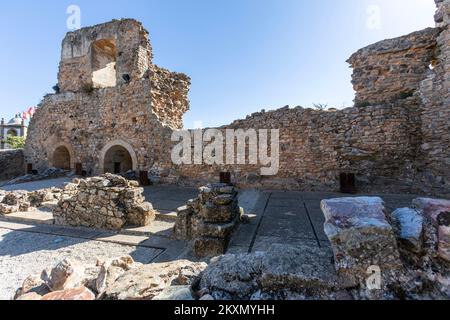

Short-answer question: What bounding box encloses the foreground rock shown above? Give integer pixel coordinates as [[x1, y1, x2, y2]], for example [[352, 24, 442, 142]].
[[174, 183, 242, 257], [321, 197, 402, 290], [392, 208, 424, 253], [413, 198, 450, 262], [200, 244, 344, 300], [2, 167, 69, 187], [103, 260, 207, 300], [0, 188, 61, 215], [41, 287, 95, 300], [14, 255, 141, 300], [53, 174, 155, 230], [41, 258, 85, 292]]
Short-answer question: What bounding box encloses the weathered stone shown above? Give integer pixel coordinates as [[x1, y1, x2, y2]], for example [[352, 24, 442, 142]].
[[95, 256, 137, 294], [200, 244, 341, 300], [127, 202, 156, 226], [41, 287, 96, 300], [173, 206, 194, 240], [392, 208, 424, 253], [103, 260, 207, 300], [53, 174, 155, 230], [0, 149, 25, 181], [152, 286, 194, 300], [174, 183, 241, 257], [321, 197, 402, 287], [413, 198, 450, 262], [41, 258, 85, 292], [14, 274, 50, 299]]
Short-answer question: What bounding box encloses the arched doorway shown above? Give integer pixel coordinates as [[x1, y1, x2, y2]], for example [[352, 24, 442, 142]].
[[7, 129, 18, 136], [103, 145, 133, 174], [53, 146, 71, 170], [99, 140, 138, 175]]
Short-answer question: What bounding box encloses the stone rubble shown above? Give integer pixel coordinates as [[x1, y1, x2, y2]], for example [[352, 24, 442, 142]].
[[2, 167, 69, 187], [0, 188, 61, 215], [53, 174, 155, 230], [174, 183, 242, 257]]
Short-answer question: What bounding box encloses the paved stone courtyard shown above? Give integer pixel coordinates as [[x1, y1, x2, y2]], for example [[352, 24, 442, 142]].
[[0, 178, 425, 299]]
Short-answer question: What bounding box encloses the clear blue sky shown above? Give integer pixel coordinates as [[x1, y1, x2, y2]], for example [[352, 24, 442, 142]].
[[0, 0, 436, 128]]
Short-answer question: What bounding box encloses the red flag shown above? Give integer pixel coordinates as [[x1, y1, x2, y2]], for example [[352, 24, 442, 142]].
[[27, 107, 36, 116]]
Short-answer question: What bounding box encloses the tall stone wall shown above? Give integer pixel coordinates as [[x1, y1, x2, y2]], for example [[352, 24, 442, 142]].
[[150, 65, 191, 130], [416, 0, 450, 196], [0, 149, 25, 181], [348, 28, 439, 106], [25, 19, 190, 176], [156, 98, 422, 194], [58, 19, 152, 93]]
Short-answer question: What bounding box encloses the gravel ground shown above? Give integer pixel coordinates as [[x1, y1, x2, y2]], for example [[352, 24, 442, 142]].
[[0, 228, 162, 300]]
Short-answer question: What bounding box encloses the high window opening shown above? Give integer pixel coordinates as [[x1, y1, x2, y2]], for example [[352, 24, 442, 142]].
[[103, 145, 133, 174], [91, 39, 117, 88]]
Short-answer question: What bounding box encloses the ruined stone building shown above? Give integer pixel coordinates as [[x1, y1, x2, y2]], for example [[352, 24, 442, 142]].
[[0, 116, 27, 149], [24, 19, 190, 175], [23, 1, 450, 197]]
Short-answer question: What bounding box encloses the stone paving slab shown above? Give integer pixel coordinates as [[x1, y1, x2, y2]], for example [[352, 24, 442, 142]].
[[258, 216, 317, 240], [122, 220, 174, 238]]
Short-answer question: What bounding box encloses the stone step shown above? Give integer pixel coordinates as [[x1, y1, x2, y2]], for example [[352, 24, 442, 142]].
[[0, 209, 176, 239], [0, 210, 54, 225]]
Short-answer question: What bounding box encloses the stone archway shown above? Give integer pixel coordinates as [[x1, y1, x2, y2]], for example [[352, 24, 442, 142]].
[[52, 145, 72, 170], [7, 129, 18, 137], [99, 140, 138, 174]]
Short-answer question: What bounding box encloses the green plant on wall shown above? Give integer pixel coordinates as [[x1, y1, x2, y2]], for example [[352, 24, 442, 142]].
[[5, 135, 25, 149]]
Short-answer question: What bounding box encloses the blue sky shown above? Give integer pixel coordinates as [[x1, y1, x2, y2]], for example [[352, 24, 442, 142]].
[[0, 0, 436, 128]]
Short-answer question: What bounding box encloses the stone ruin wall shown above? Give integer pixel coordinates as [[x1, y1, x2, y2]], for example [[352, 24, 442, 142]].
[[0, 149, 24, 181], [157, 98, 423, 194], [24, 19, 190, 175], [347, 28, 440, 106], [23, 2, 450, 198], [418, 0, 450, 197], [155, 1, 450, 197], [58, 19, 152, 93]]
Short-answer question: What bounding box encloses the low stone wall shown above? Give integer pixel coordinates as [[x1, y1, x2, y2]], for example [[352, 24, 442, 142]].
[[53, 174, 155, 230], [321, 196, 450, 299], [174, 183, 241, 257], [158, 98, 423, 195], [0, 149, 25, 181]]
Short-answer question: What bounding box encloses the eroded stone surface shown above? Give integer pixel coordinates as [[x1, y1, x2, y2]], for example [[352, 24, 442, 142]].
[[41, 258, 85, 292], [103, 260, 207, 300], [200, 244, 341, 300], [174, 183, 241, 257], [321, 197, 402, 287], [392, 208, 424, 253]]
